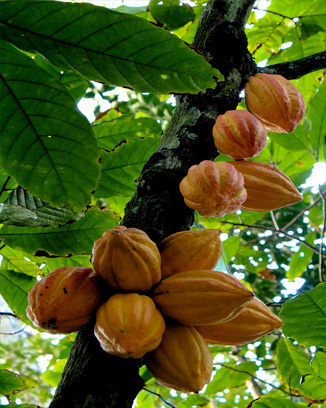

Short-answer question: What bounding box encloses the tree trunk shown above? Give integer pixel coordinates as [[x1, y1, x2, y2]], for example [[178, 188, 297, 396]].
[[49, 0, 257, 406]]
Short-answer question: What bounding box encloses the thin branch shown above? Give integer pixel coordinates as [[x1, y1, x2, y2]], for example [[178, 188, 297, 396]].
[[270, 211, 280, 231], [283, 196, 322, 231], [253, 8, 293, 21], [0, 325, 27, 335], [0, 312, 20, 319], [217, 363, 297, 397], [143, 388, 176, 408], [259, 50, 326, 80], [318, 186, 326, 283], [0, 176, 11, 198], [218, 220, 319, 252]]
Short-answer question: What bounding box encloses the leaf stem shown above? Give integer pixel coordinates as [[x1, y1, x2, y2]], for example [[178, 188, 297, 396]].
[[143, 388, 176, 408], [0, 176, 11, 198], [283, 196, 322, 231], [270, 211, 280, 231]]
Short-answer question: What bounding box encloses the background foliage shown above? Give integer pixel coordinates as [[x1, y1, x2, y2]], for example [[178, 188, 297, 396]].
[[0, 0, 325, 407]]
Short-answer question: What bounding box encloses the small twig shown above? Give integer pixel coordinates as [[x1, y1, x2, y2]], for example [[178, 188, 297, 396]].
[[217, 363, 297, 397], [318, 186, 326, 282], [0, 325, 27, 335], [270, 211, 280, 231], [143, 388, 176, 408], [0, 312, 20, 318], [283, 196, 322, 231], [0, 176, 11, 198], [253, 8, 294, 21], [218, 220, 319, 253]]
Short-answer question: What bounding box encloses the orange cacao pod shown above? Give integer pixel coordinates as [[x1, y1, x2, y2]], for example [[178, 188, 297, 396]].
[[94, 293, 166, 359], [145, 323, 213, 393], [153, 270, 253, 326], [245, 73, 305, 133], [212, 110, 267, 159], [229, 161, 302, 211], [26, 267, 105, 334], [196, 297, 283, 345], [160, 229, 223, 279], [92, 226, 161, 292], [179, 160, 247, 218]]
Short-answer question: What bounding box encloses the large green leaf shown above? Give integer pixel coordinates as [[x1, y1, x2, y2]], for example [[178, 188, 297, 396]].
[[0, 246, 39, 277], [301, 352, 326, 400], [1, 187, 83, 227], [0, 269, 35, 323], [251, 397, 306, 408], [280, 283, 326, 348], [0, 369, 27, 396], [0, 208, 119, 256], [0, 40, 100, 211], [95, 137, 160, 198], [149, 0, 196, 31], [0, 1, 221, 94], [93, 115, 161, 150], [286, 233, 315, 281], [276, 338, 313, 393]]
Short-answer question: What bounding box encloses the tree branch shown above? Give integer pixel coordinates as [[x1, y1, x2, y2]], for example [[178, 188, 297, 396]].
[[143, 388, 176, 408], [218, 220, 319, 253], [260, 51, 326, 80], [0, 312, 20, 318], [283, 196, 322, 231]]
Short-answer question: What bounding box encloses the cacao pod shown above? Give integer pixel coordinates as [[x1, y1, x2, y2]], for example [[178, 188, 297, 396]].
[[153, 270, 253, 326], [212, 110, 267, 159], [245, 73, 305, 133], [179, 160, 247, 218], [94, 293, 166, 359], [229, 161, 302, 211], [160, 229, 223, 279], [196, 297, 283, 345], [26, 267, 105, 334], [92, 226, 161, 292], [145, 322, 213, 393]]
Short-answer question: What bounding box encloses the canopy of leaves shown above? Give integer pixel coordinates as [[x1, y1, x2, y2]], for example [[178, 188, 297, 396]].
[[0, 0, 325, 407]]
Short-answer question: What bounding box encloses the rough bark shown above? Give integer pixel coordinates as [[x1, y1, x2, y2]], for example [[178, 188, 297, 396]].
[[49, 1, 326, 407]]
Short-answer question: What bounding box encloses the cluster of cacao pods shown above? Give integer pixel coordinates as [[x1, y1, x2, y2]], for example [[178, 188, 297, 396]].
[[180, 73, 305, 218], [26, 226, 283, 393]]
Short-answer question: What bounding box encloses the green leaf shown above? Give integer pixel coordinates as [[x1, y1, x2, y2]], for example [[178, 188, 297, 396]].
[[177, 394, 210, 407], [93, 115, 161, 150], [1, 187, 83, 227], [42, 359, 67, 387], [0, 270, 35, 323], [286, 233, 315, 281], [279, 283, 326, 348], [222, 236, 240, 264], [301, 352, 326, 400], [95, 137, 160, 198], [276, 338, 313, 393], [0, 40, 100, 211], [0, 1, 221, 94], [149, 0, 196, 31], [0, 208, 119, 256], [251, 397, 306, 408], [0, 369, 27, 396], [0, 246, 39, 277]]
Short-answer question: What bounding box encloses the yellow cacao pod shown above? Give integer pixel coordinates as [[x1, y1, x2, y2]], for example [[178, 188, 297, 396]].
[[212, 110, 267, 159], [196, 297, 283, 345], [145, 323, 213, 393], [229, 161, 302, 211], [245, 73, 305, 133], [179, 160, 247, 218], [94, 293, 166, 359], [153, 270, 253, 326], [160, 229, 223, 279], [92, 226, 161, 292], [26, 267, 105, 334]]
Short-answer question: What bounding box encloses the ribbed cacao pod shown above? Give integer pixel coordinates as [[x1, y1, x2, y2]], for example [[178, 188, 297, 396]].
[[94, 293, 166, 359], [160, 229, 223, 279], [26, 267, 105, 334], [92, 226, 161, 292], [212, 110, 267, 159], [153, 270, 254, 326], [229, 161, 302, 211], [196, 297, 283, 345], [245, 73, 305, 133], [179, 160, 247, 218], [145, 323, 213, 393]]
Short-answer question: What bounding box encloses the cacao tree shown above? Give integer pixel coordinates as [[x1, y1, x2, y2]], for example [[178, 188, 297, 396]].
[[0, 0, 326, 407]]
